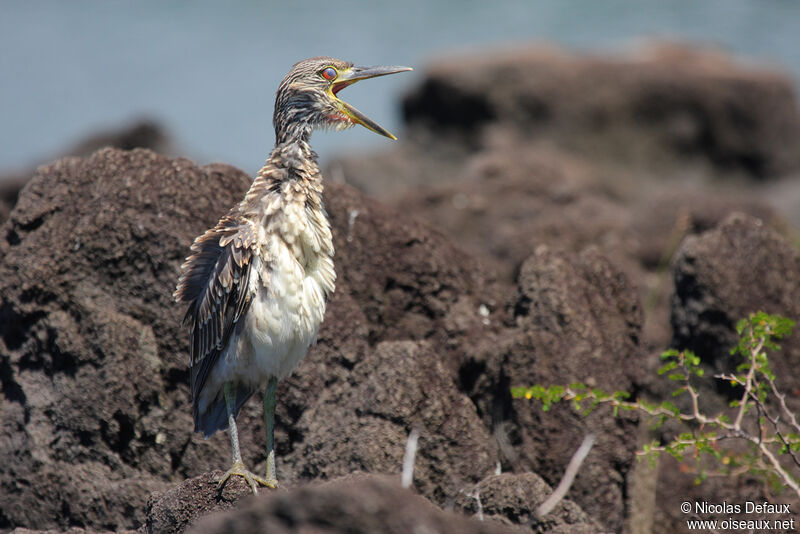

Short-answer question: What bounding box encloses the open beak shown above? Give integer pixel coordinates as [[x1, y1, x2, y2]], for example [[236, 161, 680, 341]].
[[332, 65, 413, 140]]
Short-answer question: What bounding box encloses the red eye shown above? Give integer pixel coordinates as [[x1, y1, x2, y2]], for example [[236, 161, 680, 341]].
[[321, 67, 337, 81]]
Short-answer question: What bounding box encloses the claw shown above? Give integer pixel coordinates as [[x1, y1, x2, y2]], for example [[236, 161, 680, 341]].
[[217, 460, 277, 495]]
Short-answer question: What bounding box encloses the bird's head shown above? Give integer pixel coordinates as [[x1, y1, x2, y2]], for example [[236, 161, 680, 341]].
[[274, 57, 412, 143]]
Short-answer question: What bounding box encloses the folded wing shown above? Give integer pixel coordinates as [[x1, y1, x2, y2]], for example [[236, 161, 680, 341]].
[[174, 214, 259, 421]]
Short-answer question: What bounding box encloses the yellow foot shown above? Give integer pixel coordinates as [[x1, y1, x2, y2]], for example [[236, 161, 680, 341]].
[[217, 460, 278, 495]]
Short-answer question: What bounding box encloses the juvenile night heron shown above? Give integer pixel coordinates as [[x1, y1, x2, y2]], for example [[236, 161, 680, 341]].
[[174, 57, 411, 493]]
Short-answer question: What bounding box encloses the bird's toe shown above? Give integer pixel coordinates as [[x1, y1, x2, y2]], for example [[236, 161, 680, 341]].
[[217, 460, 275, 495]]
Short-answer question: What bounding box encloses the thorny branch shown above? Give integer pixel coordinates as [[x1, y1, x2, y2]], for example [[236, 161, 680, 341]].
[[513, 313, 800, 498]]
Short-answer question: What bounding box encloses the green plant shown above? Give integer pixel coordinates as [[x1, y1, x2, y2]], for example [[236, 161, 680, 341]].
[[511, 312, 800, 495]]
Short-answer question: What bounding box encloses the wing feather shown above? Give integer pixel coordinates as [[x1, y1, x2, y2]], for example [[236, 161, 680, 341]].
[[174, 215, 260, 419]]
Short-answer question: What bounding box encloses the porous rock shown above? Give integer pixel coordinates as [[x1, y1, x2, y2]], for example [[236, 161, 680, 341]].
[[10, 529, 130, 534], [140, 470, 257, 534], [671, 213, 800, 381], [331, 42, 799, 360], [0, 148, 253, 530], [464, 246, 644, 532], [652, 456, 796, 534], [454, 473, 601, 533], [0, 147, 501, 531], [187, 474, 519, 534], [285, 340, 498, 504], [391, 143, 638, 285], [657, 213, 800, 532]]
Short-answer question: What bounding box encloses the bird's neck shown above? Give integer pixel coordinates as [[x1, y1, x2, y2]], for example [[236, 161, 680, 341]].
[[274, 120, 313, 148], [239, 126, 322, 217], [269, 134, 319, 179], [269, 122, 319, 171]]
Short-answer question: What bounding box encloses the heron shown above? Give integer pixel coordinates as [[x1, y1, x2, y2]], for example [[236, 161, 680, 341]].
[[174, 57, 412, 493]]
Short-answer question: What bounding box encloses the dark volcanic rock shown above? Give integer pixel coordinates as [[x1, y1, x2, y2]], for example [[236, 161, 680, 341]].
[[286, 340, 498, 503], [671, 213, 800, 380], [403, 43, 800, 180], [336, 43, 800, 209], [629, 187, 784, 347], [652, 456, 796, 534], [465, 246, 644, 532], [0, 176, 27, 229], [332, 42, 798, 356], [629, 188, 784, 271], [323, 177, 499, 375], [663, 213, 800, 532], [391, 143, 638, 284], [0, 147, 501, 531], [372, 141, 786, 355], [0, 149, 253, 530], [141, 471, 258, 534], [11, 529, 129, 534], [454, 473, 600, 533], [188, 474, 518, 534]]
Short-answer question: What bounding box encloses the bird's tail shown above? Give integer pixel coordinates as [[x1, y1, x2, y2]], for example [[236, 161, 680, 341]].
[[194, 386, 256, 439]]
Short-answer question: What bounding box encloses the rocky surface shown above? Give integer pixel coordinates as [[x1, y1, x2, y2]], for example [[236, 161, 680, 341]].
[[332, 42, 799, 354], [188, 474, 518, 534], [651, 455, 797, 534], [454, 473, 601, 533], [401, 42, 800, 181], [10, 529, 129, 534], [141, 471, 256, 534], [463, 247, 643, 531], [329, 41, 800, 533], [335, 43, 800, 205], [284, 340, 498, 502], [0, 177, 28, 229], [391, 144, 637, 284], [142, 472, 527, 534], [0, 149, 252, 530], [671, 213, 800, 374], [0, 148, 580, 532], [639, 213, 800, 533], [4, 41, 800, 534]]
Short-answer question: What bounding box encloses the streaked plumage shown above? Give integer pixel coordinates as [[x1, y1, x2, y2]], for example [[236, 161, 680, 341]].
[[174, 57, 411, 493]]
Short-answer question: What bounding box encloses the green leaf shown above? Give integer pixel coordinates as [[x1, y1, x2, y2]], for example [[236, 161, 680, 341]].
[[661, 349, 680, 360], [510, 386, 527, 399], [658, 361, 678, 375]]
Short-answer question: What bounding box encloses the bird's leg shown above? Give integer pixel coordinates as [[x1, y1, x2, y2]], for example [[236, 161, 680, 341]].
[[263, 376, 279, 486], [217, 382, 273, 494]]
